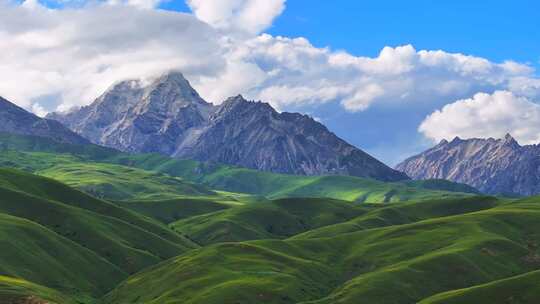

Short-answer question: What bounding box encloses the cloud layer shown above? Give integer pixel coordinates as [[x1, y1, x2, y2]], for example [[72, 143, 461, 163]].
[[419, 91, 540, 144]]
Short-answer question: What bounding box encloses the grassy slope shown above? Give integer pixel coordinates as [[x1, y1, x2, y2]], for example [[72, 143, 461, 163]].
[[119, 154, 477, 202], [105, 196, 540, 304], [0, 133, 478, 203], [37, 162, 216, 201], [169, 198, 371, 245], [419, 270, 540, 304], [293, 196, 498, 239], [0, 185, 191, 274], [0, 275, 80, 304], [0, 213, 123, 298], [0, 168, 196, 245], [0, 168, 216, 301]]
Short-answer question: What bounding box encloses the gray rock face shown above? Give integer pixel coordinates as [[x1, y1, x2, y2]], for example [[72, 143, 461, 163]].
[[395, 134, 540, 196], [48, 73, 213, 155], [49, 72, 408, 182], [0, 96, 88, 145]]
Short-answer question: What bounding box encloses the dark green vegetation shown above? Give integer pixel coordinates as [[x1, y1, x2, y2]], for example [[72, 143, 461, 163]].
[[2, 132, 538, 304], [0, 168, 197, 302], [105, 196, 540, 304]]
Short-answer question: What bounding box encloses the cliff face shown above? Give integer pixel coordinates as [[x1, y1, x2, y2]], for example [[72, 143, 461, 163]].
[[49, 72, 408, 182], [396, 134, 540, 196], [0, 96, 88, 145]]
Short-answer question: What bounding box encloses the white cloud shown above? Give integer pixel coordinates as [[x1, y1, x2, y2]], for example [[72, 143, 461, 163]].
[[419, 91, 540, 144], [113, 0, 163, 9], [0, 1, 225, 111], [204, 35, 539, 113], [31, 102, 48, 117], [0, 0, 539, 121], [187, 0, 285, 35]]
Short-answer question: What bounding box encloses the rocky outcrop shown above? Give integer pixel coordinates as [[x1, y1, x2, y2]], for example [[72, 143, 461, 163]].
[[396, 134, 540, 196], [0, 96, 88, 145], [49, 72, 408, 182]]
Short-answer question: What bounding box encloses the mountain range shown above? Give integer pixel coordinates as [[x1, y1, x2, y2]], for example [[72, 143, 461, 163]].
[[396, 134, 540, 196], [47, 72, 407, 182], [2, 72, 540, 304], [0, 96, 88, 145]]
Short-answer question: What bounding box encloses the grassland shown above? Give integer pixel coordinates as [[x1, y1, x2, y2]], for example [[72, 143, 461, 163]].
[[0, 133, 477, 203], [0, 168, 200, 302], [1, 166, 539, 304], [2, 133, 536, 304], [105, 196, 540, 304]]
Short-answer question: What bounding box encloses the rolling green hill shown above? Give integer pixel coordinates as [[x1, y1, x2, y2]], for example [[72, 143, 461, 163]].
[[0, 275, 80, 304], [419, 269, 540, 304], [0, 213, 123, 298], [169, 198, 372, 245], [4, 132, 531, 304], [0, 132, 478, 203], [0, 163, 537, 304], [104, 196, 540, 304], [0, 168, 199, 302]]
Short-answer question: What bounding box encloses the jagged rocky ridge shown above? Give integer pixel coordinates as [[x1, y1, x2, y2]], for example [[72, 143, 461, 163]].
[[396, 134, 540, 196], [0, 96, 88, 145], [48, 72, 407, 182]]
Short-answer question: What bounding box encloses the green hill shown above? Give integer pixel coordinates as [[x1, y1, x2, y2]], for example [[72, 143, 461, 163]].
[[104, 196, 540, 304], [0, 275, 80, 304], [0, 168, 199, 301], [114, 198, 232, 224], [37, 162, 216, 201], [170, 198, 371, 245], [419, 270, 540, 304], [0, 133, 478, 203], [4, 132, 530, 304], [0, 213, 123, 297]]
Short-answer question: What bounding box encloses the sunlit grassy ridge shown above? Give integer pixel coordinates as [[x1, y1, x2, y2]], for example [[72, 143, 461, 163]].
[[419, 269, 540, 304], [1, 165, 539, 303], [4, 133, 535, 304], [0, 168, 199, 301], [105, 197, 540, 304], [0, 275, 80, 304], [0, 133, 478, 203], [169, 198, 371, 245]]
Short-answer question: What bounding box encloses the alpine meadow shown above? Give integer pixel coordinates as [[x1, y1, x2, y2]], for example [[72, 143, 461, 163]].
[[1, 1, 540, 303]]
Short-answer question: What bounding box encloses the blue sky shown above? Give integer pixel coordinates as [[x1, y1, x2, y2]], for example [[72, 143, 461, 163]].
[[160, 0, 540, 71], [6, 0, 540, 166], [156, 0, 540, 164]]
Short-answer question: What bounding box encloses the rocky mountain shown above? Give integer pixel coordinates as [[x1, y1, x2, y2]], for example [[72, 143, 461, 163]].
[[48, 71, 407, 182], [396, 134, 540, 196], [47, 73, 213, 155], [0, 96, 88, 145]]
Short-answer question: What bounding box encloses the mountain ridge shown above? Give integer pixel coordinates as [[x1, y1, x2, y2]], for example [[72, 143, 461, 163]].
[[48, 71, 408, 182], [0, 96, 88, 145], [396, 134, 540, 196]]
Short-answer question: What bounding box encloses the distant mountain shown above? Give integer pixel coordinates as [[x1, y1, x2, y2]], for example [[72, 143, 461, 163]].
[[47, 73, 212, 154], [396, 134, 540, 196], [0, 96, 88, 145], [49, 72, 407, 182]]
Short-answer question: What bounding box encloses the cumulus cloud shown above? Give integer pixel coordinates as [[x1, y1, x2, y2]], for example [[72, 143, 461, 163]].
[[187, 0, 285, 35], [0, 1, 225, 111], [205, 35, 539, 113], [0, 0, 539, 120], [419, 91, 540, 144]]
